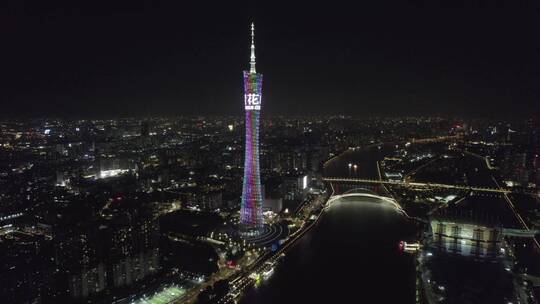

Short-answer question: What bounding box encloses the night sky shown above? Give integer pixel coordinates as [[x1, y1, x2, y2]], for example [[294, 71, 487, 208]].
[[2, 2, 540, 118]]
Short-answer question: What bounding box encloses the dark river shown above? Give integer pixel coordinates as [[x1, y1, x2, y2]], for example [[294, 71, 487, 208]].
[[240, 145, 418, 303]]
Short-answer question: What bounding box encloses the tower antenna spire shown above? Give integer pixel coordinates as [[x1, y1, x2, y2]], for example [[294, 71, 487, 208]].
[[250, 22, 256, 74]]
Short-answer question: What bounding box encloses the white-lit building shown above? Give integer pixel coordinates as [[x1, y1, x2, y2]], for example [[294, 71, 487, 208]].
[[283, 173, 310, 201], [430, 218, 502, 258]]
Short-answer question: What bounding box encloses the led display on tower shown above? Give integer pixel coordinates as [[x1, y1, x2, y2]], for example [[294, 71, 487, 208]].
[[240, 23, 264, 233]]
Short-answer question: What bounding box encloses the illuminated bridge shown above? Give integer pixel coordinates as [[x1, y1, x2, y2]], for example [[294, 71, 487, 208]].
[[325, 188, 407, 217], [323, 177, 511, 194]]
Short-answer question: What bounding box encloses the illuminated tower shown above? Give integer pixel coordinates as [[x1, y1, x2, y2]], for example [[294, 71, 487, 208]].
[[240, 23, 264, 234]]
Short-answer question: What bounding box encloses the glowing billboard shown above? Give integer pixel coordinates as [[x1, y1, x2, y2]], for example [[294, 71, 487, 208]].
[[244, 93, 261, 110]]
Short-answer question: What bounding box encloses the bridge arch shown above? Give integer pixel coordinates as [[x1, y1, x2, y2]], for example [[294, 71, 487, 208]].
[[325, 192, 408, 217], [343, 187, 378, 196]]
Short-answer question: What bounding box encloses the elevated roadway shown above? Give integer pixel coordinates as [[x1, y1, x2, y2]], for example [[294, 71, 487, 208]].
[[323, 177, 511, 194]]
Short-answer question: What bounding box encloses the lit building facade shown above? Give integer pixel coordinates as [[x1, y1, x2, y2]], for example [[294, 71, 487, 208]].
[[430, 219, 502, 257], [240, 23, 264, 233]]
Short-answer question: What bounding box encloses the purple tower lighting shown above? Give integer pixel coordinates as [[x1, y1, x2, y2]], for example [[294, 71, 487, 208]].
[[240, 23, 264, 234]]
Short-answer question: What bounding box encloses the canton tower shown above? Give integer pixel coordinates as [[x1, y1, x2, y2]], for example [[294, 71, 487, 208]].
[[240, 23, 264, 234]]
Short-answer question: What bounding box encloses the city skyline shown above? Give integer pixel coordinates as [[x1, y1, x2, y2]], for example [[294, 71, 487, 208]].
[[2, 3, 540, 118], [1, 3, 540, 304], [1, 114, 538, 303]]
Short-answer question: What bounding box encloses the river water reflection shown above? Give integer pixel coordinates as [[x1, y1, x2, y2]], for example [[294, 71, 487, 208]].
[[240, 146, 418, 303]]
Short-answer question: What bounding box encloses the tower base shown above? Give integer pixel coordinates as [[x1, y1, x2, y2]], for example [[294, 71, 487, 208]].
[[238, 223, 290, 248], [239, 224, 263, 238]]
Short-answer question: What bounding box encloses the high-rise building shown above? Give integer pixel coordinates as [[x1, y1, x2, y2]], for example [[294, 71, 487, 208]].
[[240, 23, 264, 234], [48, 203, 160, 302]]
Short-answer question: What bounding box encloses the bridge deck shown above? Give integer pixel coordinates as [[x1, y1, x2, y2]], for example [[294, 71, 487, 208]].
[[323, 177, 510, 193]]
